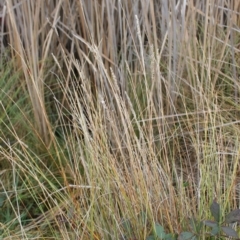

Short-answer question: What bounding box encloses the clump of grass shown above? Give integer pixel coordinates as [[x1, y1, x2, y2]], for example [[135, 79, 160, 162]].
[[0, 0, 240, 239], [145, 199, 240, 240]]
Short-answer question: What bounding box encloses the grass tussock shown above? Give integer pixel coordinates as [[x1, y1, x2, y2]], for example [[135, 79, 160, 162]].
[[0, 0, 240, 239]]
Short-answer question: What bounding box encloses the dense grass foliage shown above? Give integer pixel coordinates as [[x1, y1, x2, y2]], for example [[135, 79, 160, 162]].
[[0, 0, 240, 239]]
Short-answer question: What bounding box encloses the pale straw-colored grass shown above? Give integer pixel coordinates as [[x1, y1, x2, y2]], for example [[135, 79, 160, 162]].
[[0, 0, 240, 239]]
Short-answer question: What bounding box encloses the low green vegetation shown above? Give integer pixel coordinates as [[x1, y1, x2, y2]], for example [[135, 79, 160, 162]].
[[0, 0, 240, 239], [145, 200, 240, 239]]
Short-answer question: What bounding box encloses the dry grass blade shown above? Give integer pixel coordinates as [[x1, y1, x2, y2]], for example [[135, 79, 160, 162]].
[[0, 0, 239, 239]]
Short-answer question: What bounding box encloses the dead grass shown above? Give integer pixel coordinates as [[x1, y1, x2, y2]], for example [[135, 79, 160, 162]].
[[0, 0, 240, 239]]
